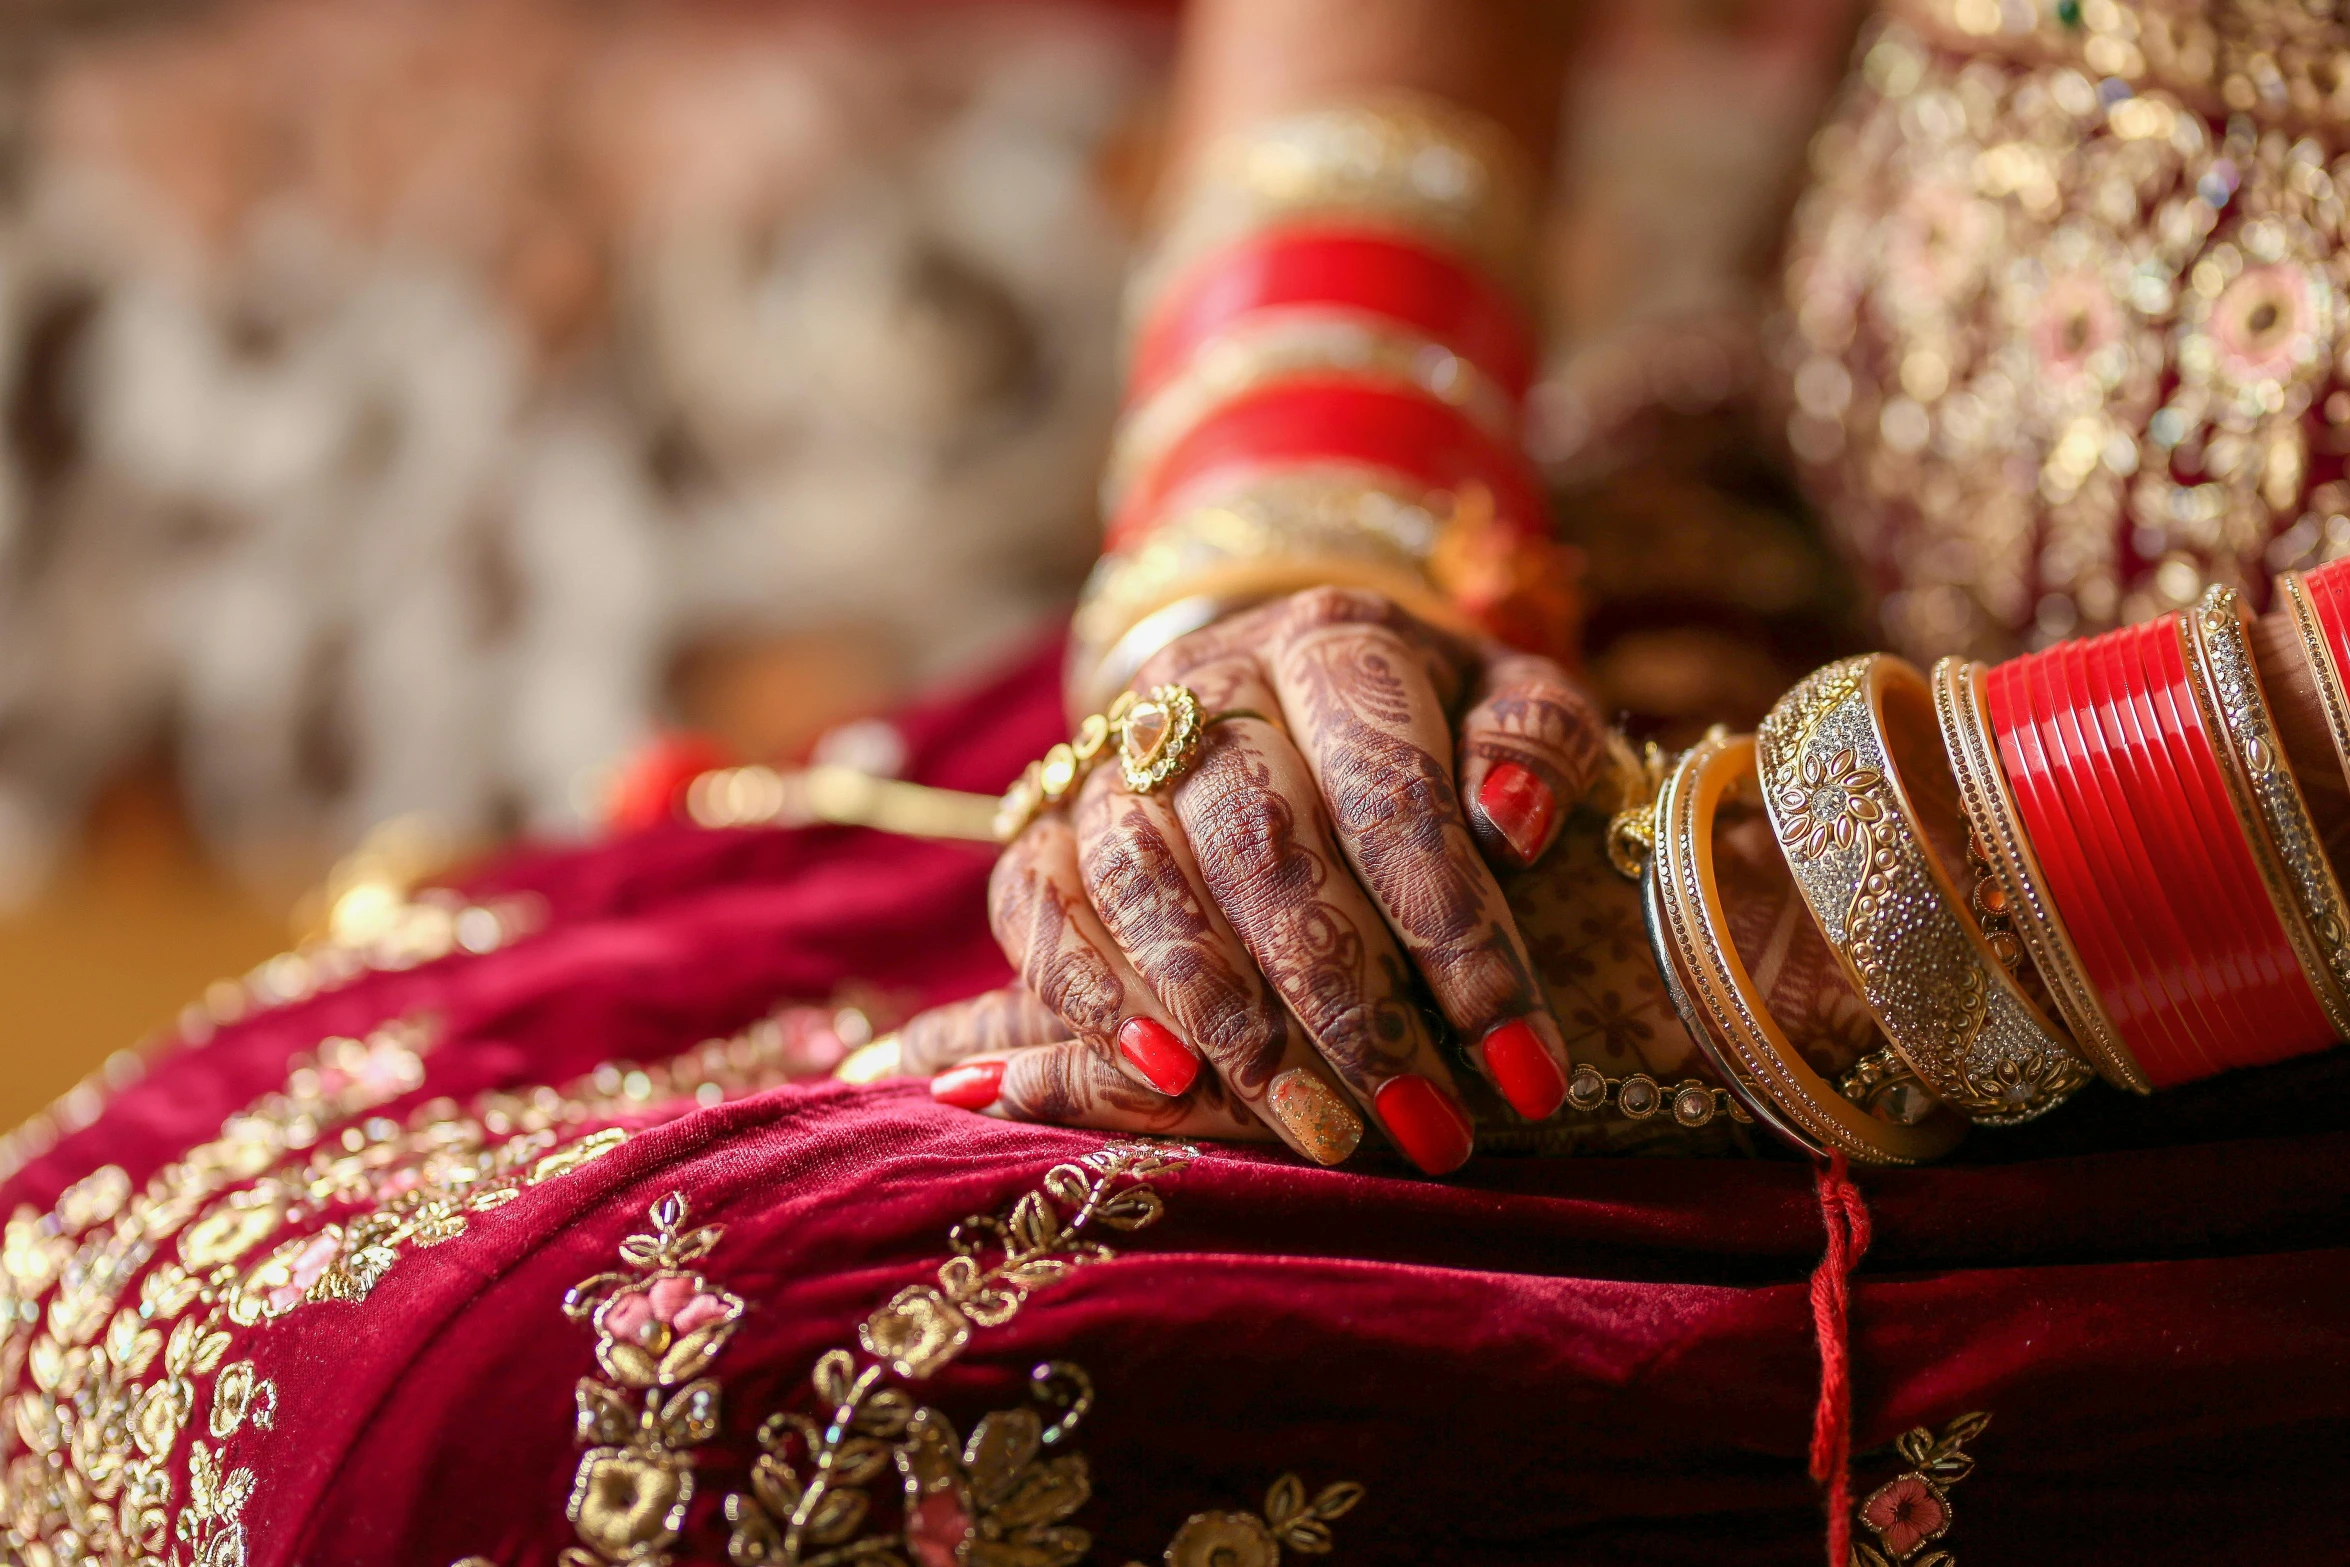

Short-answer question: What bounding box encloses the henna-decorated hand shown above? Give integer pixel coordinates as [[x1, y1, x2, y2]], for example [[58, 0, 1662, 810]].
[[898, 587, 1610, 1174]]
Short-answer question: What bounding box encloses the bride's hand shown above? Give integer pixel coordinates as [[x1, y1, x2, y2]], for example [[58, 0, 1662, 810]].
[[900, 587, 1608, 1172]]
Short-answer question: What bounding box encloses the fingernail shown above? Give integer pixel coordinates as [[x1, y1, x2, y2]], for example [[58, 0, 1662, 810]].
[[1374, 1074, 1475, 1175], [931, 1060, 1006, 1110], [1116, 1017, 1200, 1096], [1268, 1068, 1364, 1165], [1477, 762, 1556, 864], [1481, 1016, 1568, 1120]]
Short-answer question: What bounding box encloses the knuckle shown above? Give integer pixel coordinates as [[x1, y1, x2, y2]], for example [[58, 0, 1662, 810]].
[[1281, 584, 1392, 636], [1183, 779, 1311, 909]]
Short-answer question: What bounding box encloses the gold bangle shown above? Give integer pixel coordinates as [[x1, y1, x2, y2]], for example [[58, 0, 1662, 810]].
[[1129, 93, 1539, 325], [1756, 655, 2094, 1124], [1646, 729, 1969, 1164], [1933, 656, 2150, 1092], [1071, 466, 1476, 666], [2181, 583, 2350, 1037], [1102, 313, 1516, 515]]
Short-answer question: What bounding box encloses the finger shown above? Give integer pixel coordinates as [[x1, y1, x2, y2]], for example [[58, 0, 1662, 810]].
[[896, 984, 1070, 1077], [1168, 659, 1479, 1174], [989, 814, 1210, 1099], [1267, 604, 1572, 1124], [1456, 646, 1610, 868], [955, 1042, 1275, 1139], [1075, 757, 1367, 1166]]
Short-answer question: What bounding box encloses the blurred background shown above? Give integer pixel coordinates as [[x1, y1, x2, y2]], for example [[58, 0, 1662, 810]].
[[0, 0, 1856, 1126]]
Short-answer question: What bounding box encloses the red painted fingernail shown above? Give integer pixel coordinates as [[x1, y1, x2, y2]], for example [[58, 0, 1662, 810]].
[[1477, 762, 1556, 864], [1116, 1017, 1200, 1096], [1481, 1017, 1567, 1120], [1374, 1074, 1475, 1175], [931, 1060, 1006, 1110]]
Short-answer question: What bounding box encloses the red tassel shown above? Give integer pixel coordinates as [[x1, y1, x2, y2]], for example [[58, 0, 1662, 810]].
[[1808, 1152, 1873, 1567]]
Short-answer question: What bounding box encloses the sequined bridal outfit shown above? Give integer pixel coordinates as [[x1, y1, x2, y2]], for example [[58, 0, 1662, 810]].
[[7, 12, 2350, 1567]]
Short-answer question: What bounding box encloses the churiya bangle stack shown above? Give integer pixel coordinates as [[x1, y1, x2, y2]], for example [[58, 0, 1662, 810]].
[[1069, 93, 1574, 715], [1619, 560, 2350, 1162]]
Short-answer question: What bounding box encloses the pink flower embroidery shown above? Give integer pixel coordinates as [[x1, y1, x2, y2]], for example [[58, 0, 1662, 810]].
[[1861, 1471, 1951, 1559], [603, 1274, 732, 1351], [267, 1232, 344, 1314], [903, 1488, 973, 1567]]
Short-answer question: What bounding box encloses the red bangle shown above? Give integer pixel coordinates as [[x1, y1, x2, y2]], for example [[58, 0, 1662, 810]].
[[2089, 631, 2267, 1076], [2067, 634, 2245, 1075], [2029, 638, 2225, 1081], [2301, 556, 2350, 678], [1988, 617, 2336, 1086], [2127, 619, 2322, 1071], [1989, 653, 2178, 1065], [1104, 378, 1547, 552], [1128, 225, 1537, 407]]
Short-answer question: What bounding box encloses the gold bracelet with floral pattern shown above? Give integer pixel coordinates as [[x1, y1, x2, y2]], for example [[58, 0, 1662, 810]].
[[1129, 92, 1539, 327], [1756, 655, 2094, 1124], [1642, 728, 1970, 1164], [1102, 313, 1517, 514], [2181, 582, 2350, 1035], [1932, 655, 2151, 1092]]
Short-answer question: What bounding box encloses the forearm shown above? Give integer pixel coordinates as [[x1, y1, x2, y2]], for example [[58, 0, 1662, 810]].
[[1071, 0, 1591, 714], [1164, 0, 1583, 180]]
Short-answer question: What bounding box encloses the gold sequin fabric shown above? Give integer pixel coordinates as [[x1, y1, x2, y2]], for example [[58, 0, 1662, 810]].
[[1783, 5, 2350, 663]]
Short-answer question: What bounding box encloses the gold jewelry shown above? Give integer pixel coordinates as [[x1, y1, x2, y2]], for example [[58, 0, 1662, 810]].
[[1756, 655, 2093, 1124], [995, 685, 1259, 843], [1102, 314, 1516, 514], [1071, 467, 1480, 695], [1933, 656, 2151, 1092], [686, 763, 1000, 842], [1130, 93, 1539, 325], [1644, 730, 1969, 1164], [1560, 1060, 1749, 1128], [2184, 582, 2350, 1036]]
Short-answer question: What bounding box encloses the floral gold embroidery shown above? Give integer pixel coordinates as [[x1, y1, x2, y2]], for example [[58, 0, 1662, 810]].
[[1852, 1410, 1989, 1567], [724, 1143, 1196, 1567], [560, 1193, 744, 1567], [0, 1017, 631, 1565], [1151, 1473, 1364, 1567]]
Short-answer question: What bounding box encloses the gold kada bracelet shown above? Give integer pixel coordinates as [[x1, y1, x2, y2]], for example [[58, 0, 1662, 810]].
[[1755, 656, 2094, 1124], [1643, 729, 1969, 1164]]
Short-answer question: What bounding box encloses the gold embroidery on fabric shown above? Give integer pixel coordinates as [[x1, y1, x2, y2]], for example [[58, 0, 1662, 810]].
[[1150, 1474, 1365, 1567], [559, 1193, 744, 1567], [1851, 1410, 1991, 1567], [0, 1017, 630, 1565], [723, 1142, 1198, 1567]]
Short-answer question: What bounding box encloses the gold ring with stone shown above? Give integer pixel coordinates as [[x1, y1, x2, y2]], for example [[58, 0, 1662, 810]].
[[992, 684, 1264, 843], [1755, 655, 2094, 1125], [1645, 730, 1969, 1165]]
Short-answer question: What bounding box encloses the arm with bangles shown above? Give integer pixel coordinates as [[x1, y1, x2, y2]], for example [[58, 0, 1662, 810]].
[[884, 0, 1895, 1171], [890, 0, 2350, 1171]]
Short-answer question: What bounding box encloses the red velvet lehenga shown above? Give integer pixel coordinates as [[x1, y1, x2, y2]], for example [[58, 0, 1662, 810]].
[[4, 633, 2348, 1567]]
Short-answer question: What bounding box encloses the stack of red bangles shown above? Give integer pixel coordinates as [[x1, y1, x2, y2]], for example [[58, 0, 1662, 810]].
[[1630, 562, 2350, 1163], [1069, 94, 1577, 711]]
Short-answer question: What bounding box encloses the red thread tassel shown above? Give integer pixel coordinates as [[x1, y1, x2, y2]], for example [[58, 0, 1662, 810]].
[[1809, 1152, 1873, 1567]]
